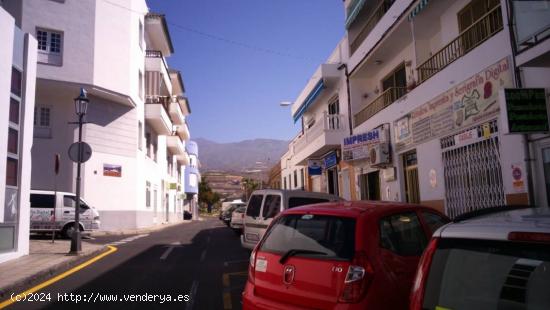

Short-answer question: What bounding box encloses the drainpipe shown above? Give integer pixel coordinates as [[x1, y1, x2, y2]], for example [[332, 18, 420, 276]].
[[505, 0, 535, 205], [338, 63, 353, 136]]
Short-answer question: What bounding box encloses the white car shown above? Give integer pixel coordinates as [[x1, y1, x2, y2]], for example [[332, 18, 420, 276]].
[[30, 190, 100, 238], [229, 205, 247, 233]]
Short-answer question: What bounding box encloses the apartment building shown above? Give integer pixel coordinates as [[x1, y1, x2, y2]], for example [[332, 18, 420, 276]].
[[509, 1, 550, 207], [184, 140, 200, 219], [0, 5, 37, 263], [341, 0, 533, 217], [282, 39, 351, 198], [3, 0, 195, 229]]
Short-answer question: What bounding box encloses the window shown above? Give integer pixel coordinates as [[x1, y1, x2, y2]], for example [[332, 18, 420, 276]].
[[33, 105, 52, 138], [189, 174, 197, 187], [146, 181, 151, 207], [145, 132, 151, 157], [262, 195, 281, 219], [283, 177, 287, 189], [138, 121, 143, 150], [9, 98, 19, 124], [421, 211, 449, 235], [261, 214, 356, 261], [11, 67, 22, 97], [6, 67, 22, 187], [379, 212, 427, 256], [294, 170, 298, 188], [36, 29, 62, 54], [382, 64, 407, 91], [138, 20, 144, 50], [6, 158, 18, 186], [245, 195, 263, 217], [36, 28, 63, 65], [63, 196, 89, 209], [138, 70, 143, 100], [8, 129, 18, 155], [30, 194, 55, 209], [288, 197, 329, 209], [300, 168, 305, 189]]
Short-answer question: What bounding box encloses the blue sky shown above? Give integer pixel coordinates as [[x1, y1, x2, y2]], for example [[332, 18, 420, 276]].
[[148, 0, 344, 143]]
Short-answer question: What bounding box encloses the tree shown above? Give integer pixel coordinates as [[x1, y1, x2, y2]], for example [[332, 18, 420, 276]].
[[199, 178, 220, 206], [241, 177, 260, 201]]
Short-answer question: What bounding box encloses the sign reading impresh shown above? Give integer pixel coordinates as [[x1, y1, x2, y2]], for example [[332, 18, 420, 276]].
[[342, 127, 387, 161]]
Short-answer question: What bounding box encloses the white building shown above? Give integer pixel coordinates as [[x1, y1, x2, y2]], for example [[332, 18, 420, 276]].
[[3, 0, 194, 230], [0, 4, 37, 263]]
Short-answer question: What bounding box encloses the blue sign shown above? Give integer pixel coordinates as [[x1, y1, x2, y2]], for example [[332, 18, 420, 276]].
[[308, 159, 322, 175], [324, 152, 338, 169]]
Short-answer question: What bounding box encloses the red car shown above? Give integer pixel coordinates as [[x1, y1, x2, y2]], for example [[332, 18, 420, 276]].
[[242, 201, 449, 310]]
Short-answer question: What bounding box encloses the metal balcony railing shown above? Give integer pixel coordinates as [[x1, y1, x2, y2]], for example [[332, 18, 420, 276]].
[[349, 0, 395, 55], [417, 5, 503, 84], [292, 113, 346, 155], [145, 95, 171, 116], [354, 86, 406, 127]]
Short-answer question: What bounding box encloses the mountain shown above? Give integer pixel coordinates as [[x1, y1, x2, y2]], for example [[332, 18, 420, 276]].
[[195, 138, 289, 173]]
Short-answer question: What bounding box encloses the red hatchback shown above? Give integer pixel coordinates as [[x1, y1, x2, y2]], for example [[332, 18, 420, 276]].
[[242, 201, 449, 310]]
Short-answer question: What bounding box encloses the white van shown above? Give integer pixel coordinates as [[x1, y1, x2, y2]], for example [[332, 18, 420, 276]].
[[240, 189, 342, 250], [30, 190, 100, 238]]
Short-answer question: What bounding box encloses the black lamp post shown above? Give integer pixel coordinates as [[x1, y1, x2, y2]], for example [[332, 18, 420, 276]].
[[70, 88, 89, 254]]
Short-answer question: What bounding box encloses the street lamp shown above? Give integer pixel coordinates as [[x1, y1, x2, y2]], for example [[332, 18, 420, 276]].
[[69, 88, 89, 254]]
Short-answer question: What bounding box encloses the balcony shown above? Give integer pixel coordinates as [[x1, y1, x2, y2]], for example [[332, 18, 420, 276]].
[[169, 99, 185, 125], [175, 122, 190, 141], [291, 113, 347, 164], [145, 13, 174, 57], [166, 134, 185, 155], [176, 151, 190, 166], [145, 96, 173, 135], [145, 50, 172, 96], [349, 0, 395, 55], [417, 5, 503, 84], [354, 87, 406, 127]]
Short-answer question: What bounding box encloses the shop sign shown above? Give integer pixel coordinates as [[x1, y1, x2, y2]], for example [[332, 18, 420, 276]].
[[395, 57, 513, 152], [500, 88, 549, 134], [342, 127, 388, 161], [308, 159, 323, 175], [324, 152, 338, 169], [454, 129, 479, 147], [511, 163, 526, 192]]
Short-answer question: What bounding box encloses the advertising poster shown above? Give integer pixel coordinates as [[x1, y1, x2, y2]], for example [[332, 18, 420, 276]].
[[103, 164, 122, 177], [395, 57, 513, 152]]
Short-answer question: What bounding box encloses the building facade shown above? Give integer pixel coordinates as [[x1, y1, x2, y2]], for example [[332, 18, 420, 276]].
[[0, 5, 37, 263], [282, 0, 549, 217], [3, 0, 195, 230], [184, 140, 200, 220]]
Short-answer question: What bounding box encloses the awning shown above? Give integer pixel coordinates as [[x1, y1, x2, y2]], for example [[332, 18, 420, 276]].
[[292, 79, 325, 123], [408, 0, 429, 21], [345, 0, 367, 29]]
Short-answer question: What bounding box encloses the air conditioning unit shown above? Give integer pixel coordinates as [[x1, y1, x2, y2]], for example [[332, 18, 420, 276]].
[[370, 143, 391, 166]]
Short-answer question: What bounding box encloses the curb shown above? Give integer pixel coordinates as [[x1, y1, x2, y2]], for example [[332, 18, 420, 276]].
[[0, 244, 108, 300], [91, 220, 194, 237]]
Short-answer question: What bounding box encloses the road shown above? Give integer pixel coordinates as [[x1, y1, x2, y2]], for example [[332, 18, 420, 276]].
[[9, 218, 250, 310]]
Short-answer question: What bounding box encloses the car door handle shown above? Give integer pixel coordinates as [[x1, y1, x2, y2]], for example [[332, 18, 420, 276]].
[[64, 211, 70, 214]]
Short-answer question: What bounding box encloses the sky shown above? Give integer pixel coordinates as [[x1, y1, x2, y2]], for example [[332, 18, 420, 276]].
[[147, 0, 345, 143]]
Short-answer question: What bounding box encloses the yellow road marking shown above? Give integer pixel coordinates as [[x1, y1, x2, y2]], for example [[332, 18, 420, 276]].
[[0, 245, 118, 309], [221, 271, 248, 310]]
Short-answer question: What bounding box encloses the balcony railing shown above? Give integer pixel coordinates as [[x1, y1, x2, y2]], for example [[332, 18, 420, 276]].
[[349, 0, 395, 55], [145, 95, 171, 116], [417, 5, 503, 84], [292, 113, 346, 155], [146, 50, 169, 75], [354, 86, 406, 127]]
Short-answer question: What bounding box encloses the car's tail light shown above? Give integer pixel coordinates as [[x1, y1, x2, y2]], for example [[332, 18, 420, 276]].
[[248, 248, 257, 284], [508, 232, 550, 243], [410, 237, 439, 310], [339, 251, 373, 303]]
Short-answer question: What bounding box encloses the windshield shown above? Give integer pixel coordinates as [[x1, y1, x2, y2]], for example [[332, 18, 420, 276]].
[[423, 238, 550, 310], [260, 214, 356, 261]]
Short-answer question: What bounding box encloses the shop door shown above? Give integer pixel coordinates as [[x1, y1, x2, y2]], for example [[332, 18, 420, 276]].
[[403, 151, 421, 203], [442, 127, 505, 218], [360, 171, 380, 200], [327, 168, 339, 196]]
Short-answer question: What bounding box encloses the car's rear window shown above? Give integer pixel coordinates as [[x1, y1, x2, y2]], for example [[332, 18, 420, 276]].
[[288, 197, 330, 209], [423, 238, 550, 310], [260, 214, 355, 261], [246, 195, 263, 217]]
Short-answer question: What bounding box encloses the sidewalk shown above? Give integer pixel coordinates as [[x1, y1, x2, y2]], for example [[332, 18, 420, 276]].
[[91, 218, 196, 237], [0, 239, 105, 301]]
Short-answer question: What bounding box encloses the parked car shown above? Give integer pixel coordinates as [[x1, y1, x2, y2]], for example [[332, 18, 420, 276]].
[[30, 190, 101, 238], [410, 206, 550, 310], [230, 205, 247, 234], [221, 205, 238, 226], [240, 189, 342, 250], [220, 199, 246, 220], [242, 201, 449, 309]]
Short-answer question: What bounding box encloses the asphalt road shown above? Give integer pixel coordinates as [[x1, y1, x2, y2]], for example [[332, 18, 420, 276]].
[[9, 218, 250, 310]]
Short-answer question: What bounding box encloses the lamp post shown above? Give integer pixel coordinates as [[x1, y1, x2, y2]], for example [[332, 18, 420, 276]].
[[69, 88, 89, 254]]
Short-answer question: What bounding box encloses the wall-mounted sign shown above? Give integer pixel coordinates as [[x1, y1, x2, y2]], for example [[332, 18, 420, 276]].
[[308, 159, 322, 175], [103, 164, 122, 177], [511, 162, 526, 192], [429, 169, 437, 188], [500, 88, 549, 134], [342, 127, 389, 161], [395, 57, 513, 152], [323, 152, 338, 169]]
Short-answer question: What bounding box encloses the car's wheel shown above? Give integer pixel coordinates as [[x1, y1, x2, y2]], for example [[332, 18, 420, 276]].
[[62, 223, 83, 239]]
